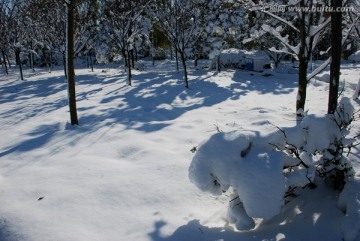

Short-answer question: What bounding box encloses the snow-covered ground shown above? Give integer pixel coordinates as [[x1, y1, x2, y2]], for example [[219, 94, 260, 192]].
[[0, 60, 359, 241]]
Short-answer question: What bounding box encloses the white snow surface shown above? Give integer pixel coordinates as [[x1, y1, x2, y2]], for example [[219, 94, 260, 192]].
[[0, 59, 360, 241]]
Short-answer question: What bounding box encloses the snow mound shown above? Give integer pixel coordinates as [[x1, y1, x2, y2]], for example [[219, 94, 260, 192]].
[[188, 130, 286, 221]]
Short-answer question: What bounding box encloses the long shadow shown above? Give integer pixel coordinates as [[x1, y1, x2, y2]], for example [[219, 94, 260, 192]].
[[0, 74, 70, 127], [230, 69, 298, 96], [0, 123, 62, 158], [78, 69, 250, 132], [149, 183, 345, 241], [0, 62, 299, 156]]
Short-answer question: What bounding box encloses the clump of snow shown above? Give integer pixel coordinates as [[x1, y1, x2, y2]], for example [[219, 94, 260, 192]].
[[188, 130, 287, 222]]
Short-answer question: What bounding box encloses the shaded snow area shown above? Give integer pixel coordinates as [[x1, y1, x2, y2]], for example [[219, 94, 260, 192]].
[[0, 60, 360, 241], [349, 50, 360, 63]]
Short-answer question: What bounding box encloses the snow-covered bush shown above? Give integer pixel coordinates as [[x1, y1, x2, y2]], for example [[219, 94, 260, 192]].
[[209, 49, 271, 70], [209, 48, 246, 69], [189, 97, 357, 230]]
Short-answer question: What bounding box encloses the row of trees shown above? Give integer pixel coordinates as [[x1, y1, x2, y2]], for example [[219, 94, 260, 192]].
[[1, 0, 360, 123]]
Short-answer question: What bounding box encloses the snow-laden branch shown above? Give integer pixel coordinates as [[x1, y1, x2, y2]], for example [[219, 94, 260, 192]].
[[307, 14, 360, 82], [261, 24, 299, 55], [263, 10, 300, 33], [307, 57, 331, 82], [309, 17, 331, 38]]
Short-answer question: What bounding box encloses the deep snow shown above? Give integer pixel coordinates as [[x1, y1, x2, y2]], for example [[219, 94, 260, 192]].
[[0, 59, 359, 241]]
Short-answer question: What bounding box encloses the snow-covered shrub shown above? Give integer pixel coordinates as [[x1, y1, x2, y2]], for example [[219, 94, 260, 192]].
[[151, 48, 167, 60], [189, 97, 357, 230], [209, 48, 246, 69], [209, 49, 271, 70]]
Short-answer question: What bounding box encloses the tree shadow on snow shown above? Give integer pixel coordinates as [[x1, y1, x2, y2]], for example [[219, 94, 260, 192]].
[[0, 123, 62, 158], [149, 184, 346, 241], [0, 63, 300, 156], [0, 220, 25, 241], [78, 70, 249, 132]]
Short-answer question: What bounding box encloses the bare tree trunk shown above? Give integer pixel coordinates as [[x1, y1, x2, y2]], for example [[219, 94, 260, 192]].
[[30, 52, 35, 72], [63, 52, 67, 80], [15, 49, 24, 80], [296, 3, 308, 116], [29, 41, 35, 72], [66, 0, 79, 125], [2, 50, 8, 75], [127, 50, 132, 86], [297, 57, 308, 116], [194, 57, 198, 69], [328, 0, 342, 114], [130, 49, 135, 69], [5, 52, 10, 68], [89, 50, 94, 72], [175, 48, 179, 73], [49, 51, 53, 72], [216, 55, 221, 73], [179, 51, 189, 88]]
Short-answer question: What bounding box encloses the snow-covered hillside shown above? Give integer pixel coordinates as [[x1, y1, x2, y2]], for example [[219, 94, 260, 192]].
[[0, 60, 359, 241]]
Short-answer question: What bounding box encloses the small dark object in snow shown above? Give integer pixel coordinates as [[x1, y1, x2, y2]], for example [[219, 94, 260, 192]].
[[241, 142, 252, 158], [263, 73, 273, 77], [38, 197, 44, 201], [190, 147, 197, 153]]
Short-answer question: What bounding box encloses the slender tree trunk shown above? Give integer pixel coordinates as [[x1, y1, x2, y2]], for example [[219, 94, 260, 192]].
[[15, 49, 19, 65], [297, 57, 308, 116], [122, 49, 127, 71], [49, 52, 53, 72], [5, 52, 10, 68], [175, 48, 179, 73], [2, 50, 8, 75], [179, 51, 189, 88], [127, 50, 132, 86], [89, 50, 94, 72], [30, 52, 35, 72], [63, 52, 67, 80], [328, 0, 342, 114], [194, 57, 198, 69], [16, 49, 24, 80], [130, 49, 135, 68], [66, 0, 79, 125], [296, 3, 308, 116], [216, 55, 221, 73], [29, 41, 35, 72]]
